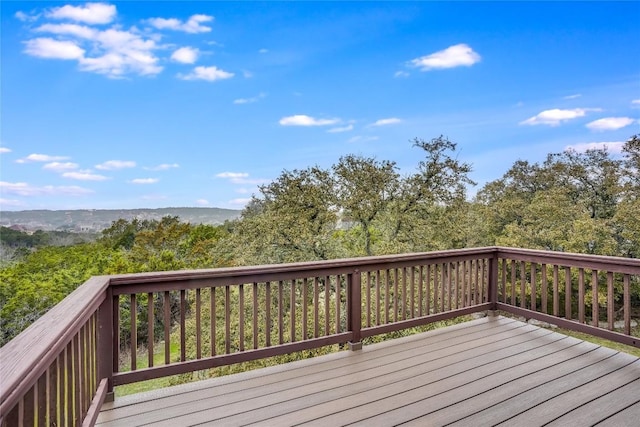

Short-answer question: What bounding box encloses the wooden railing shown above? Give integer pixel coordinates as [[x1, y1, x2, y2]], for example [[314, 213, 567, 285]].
[[495, 248, 640, 347], [0, 277, 111, 427], [1, 247, 639, 426]]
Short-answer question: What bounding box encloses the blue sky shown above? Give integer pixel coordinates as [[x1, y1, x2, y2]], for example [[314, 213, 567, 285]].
[[1, 1, 639, 211]]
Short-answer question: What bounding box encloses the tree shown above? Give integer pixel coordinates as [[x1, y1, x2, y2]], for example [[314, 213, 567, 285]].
[[474, 159, 551, 244], [234, 136, 477, 260], [333, 155, 400, 256], [544, 148, 622, 220], [234, 167, 338, 264], [614, 134, 640, 257], [0, 244, 114, 345], [622, 134, 640, 187], [388, 136, 476, 250], [100, 218, 155, 250], [476, 142, 629, 255]]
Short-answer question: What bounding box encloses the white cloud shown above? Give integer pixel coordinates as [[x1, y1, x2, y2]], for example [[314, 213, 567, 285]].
[[565, 141, 625, 154], [130, 178, 159, 184], [18, 153, 70, 163], [0, 181, 93, 196], [0, 198, 27, 208], [43, 162, 79, 172], [236, 188, 250, 194], [279, 115, 340, 126], [242, 70, 254, 79], [371, 118, 402, 126], [259, 48, 268, 54], [27, 24, 163, 78], [327, 124, 354, 133], [146, 18, 180, 30], [47, 3, 116, 25], [95, 160, 136, 170], [216, 172, 249, 179], [409, 44, 481, 71], [15, 11, 38, 22], [195, 198, 210, 206], [147, 14, 213, 33], [79, 53, 162, 78], [178, 66, 234, 81], [36, 23, 98, 39], [233, 92, 266, 104], [216, 172, 266, 185], [171, 47, 199, 64], [519, 108, 601, 126], [78, 29, 162, 77], [144, 163, 180, 171], [563, 94, 581, 100], [348, 136, 379, 143], [394, 71, 409, 78], [586, 117, 637, 131], [24, 38, 85, 60], [228, 198, 251, 206], [62, 170, 109, 181], [0, 147, 11, 154], [632, 99, 640, 106]]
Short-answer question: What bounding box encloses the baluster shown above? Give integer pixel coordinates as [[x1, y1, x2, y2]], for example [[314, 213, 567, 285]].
[[253, 282, 259, 349], [196, 288, 202, 359], [211, 287, 216, 356], [148, 292, 154, 367]]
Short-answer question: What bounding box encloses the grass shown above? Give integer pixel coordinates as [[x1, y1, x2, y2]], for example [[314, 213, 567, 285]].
[[115, 341, 180, 397], [548, 327, 640, 358]]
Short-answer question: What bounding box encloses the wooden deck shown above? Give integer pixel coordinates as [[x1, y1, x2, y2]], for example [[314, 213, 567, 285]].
[[96, 315, 640, 426]]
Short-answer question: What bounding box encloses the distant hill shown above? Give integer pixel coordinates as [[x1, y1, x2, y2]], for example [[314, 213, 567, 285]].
[[0, 208, 241, 232]]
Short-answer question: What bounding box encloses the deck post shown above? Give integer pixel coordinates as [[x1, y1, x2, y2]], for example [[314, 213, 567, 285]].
[[348, 270, 362, 350], [488, 251, 499, 312], [97, 286, 115, 402]]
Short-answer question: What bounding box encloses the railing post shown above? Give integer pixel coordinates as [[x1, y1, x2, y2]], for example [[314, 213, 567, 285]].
[[488, 251, 499, 312], [347, 270, 362, 351], [97, 286, 115, 402]]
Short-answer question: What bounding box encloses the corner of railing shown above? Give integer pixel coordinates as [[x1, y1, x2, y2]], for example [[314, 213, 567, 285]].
[[97, 281, 115, 403], [347, 269, 363, 351], [487, 250, 500, 311]]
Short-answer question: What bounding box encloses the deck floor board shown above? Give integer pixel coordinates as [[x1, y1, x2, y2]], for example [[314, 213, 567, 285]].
[[596, 401, 640, 426], [97, 316, 640, 427]]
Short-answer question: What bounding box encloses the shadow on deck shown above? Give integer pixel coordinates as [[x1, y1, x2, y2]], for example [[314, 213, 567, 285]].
[[97, 316, 640, 426]]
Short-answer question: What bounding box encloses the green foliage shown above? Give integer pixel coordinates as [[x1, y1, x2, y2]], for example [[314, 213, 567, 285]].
[[0, 244, 111, 345], [235, 167, 340, 263], [1, 218, 233, 345], [0, 227, 51, 248], [237, 136, 475, 260], [478, 134, 638, 257], [334, 154, 400, 256], [0, 227, 97, 266]]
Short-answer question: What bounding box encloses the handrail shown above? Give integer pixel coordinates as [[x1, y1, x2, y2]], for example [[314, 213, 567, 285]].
[[0, 276, 110, 426], [106, 246, 497, 285], [497, 247, 640, 275], [1, 246, 638, 426]]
